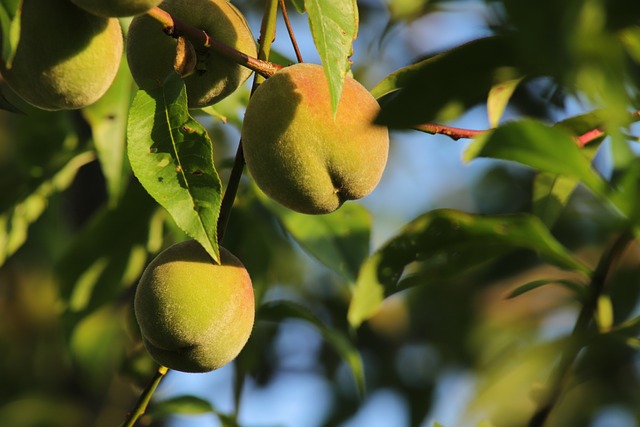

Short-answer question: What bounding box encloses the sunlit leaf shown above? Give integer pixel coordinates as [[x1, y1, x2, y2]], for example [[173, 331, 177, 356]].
[[348, 209, 591, 327], [465, 119, 608, 199], [127, 73, 222, 263], [304, 0, 358, 116], [82, 55, 134, 208], [533, 112, 606, 227], [259, 299, 365, 396], [261, 195, 371, 282], [374, 36, 522, 127], [487, 74, 523, 127]]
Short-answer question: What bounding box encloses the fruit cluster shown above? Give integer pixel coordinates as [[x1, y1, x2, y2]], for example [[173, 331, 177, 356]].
[[1, 0, 389, 373]]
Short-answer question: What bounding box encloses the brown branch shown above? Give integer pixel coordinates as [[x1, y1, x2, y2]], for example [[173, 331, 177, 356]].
[[145, 7, 283, 79], [279, 0, 303, 63], [413, 123, 485, 140], [414, 109, 640, 146]]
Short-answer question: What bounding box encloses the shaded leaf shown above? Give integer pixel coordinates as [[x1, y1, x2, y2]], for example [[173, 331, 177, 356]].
[[304, 0, 358, 116], [507, 278, 587, 300], [57, 180, 162, 316], [127, 73, 222, 263], [259, 299, 365, 397], [148, 395, 214, 419], [348, 209, 591, 327], [261, 195, 371, 282], [374, 36, 522, 127], [82, 55, 134, 208], [69, 304, 127, 391], [289, 0, 305, 14], [465, 119, 608, 199], [0, 151, 94, 267]]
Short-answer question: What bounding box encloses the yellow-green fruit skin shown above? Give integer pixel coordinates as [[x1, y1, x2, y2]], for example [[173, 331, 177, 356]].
[[0, 0, 123, 111], [241, 63, 390, 215], [134, 241, 254, 373], [126, 0, 257, 108], [71, 0, 162, 17]]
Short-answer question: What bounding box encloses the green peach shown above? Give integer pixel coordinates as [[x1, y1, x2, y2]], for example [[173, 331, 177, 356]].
[[126, 0, 257, 108], [241, 63, 390, 214], [71, 0, 162, 17], [134, 240, 254, 373], [0, 0, 123, 111]]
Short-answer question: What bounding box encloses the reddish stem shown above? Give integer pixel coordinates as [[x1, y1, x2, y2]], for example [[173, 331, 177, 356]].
[[279, 0, 303, 63], [146, 7, 283, 78]]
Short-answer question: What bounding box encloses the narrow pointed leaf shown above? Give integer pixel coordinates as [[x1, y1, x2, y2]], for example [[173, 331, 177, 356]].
[[304, 0, 358, 116], [82, 56, 134, 208], [465, 119, 608, 199], [259, 299, 365, 397], [127, 73, 222, 263], [348, 209, 592, 327], [487, 75, 523, 127], [507, 278, 587, 300]]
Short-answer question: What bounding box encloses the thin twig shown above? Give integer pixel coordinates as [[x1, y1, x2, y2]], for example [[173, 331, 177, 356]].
[[217, 0, 279, 247], [121, 365, 169, 427], [413, 109, 640, 146], [527, 231, 635, 427], [145, 7, 283, 78], [279, 0, 303, 63], [413, 123, 485, 140]]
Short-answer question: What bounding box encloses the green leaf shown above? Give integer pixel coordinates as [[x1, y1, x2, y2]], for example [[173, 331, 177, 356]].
[[487, 75, 523, 127], [259, 299, 365, 397], [82, 55, 134, 208], [289, 0, 305, 14], [532, 112, 606, 227], [374, 36, 521, 127], [304, 0, 358, 116], [261, 196, 371, 282], [0, 151, 94, 267], [57, 180, 162, 315], [147, 396, 214, 419], [465, 119, 608, 199], [69, 304, 127, 391], [507, 278, 587, 300], [127, 73, 222, 263], [0, 0, 21, 67], [348, 209, 592, 327]]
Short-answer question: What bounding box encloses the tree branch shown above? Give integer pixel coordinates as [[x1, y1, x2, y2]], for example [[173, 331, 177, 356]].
[[145, 6, 283, 79], [279, 0, 303, 63], [413, 109, 640, 146]]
